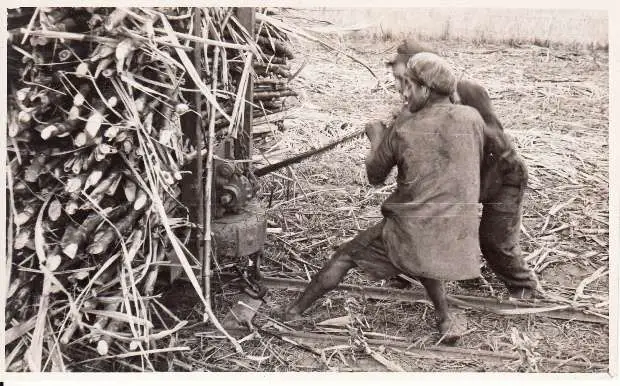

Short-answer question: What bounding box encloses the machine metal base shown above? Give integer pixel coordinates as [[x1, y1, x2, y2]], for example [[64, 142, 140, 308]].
[[212, 200, 266, 258], [212, 199, 268, 299]]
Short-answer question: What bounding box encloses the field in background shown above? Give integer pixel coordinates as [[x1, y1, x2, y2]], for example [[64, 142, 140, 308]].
[[143, 8, 611, 373], [303, 8, 608, 48], [166, 30, 610, 371]]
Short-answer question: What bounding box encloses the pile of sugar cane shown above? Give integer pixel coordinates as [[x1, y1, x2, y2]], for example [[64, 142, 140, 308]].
[[5, 6, 297, 371]]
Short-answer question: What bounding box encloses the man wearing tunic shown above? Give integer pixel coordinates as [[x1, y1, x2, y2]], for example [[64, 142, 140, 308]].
[[387, 39, 540, 299], [284, 53, 485, 342]]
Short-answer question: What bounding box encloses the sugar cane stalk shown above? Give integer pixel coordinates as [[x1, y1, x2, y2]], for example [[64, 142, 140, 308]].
[[96, 317, 125, 355], [15, 199, 42, 226], [60, 299, 97, 345], [193, 8, 206, 305], [81, 169, 122, 208], [24, 154, 47, 183], [15, 227, 35, 250], [86, 205, 146, 255], [84, 159, 112, 190], [253, 90, 297, 100], [89, 297, 121, 343], [256, 36, 294, 59], [61, 203, 131, 259], [143, 242, 166, 296]]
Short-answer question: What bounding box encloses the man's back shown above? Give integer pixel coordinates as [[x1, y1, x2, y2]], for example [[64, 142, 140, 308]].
[[383, 103, 485, 209], [368, 102, 486, 281]]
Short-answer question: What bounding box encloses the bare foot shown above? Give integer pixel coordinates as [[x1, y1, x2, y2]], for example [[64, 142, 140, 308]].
[[282, 306, 304, 322], [386, 276, 411, 289], [437, 311, 468, 345], [508, 287, 545, 301]]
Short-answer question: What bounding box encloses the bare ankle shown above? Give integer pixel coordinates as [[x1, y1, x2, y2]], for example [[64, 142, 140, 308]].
[[283, 306, 303, 321], [437, 311, 468, 345], [436, 311, 451, 324]]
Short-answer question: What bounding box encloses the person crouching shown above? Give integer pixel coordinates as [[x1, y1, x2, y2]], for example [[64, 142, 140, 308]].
[[283, 53, 486, 344]]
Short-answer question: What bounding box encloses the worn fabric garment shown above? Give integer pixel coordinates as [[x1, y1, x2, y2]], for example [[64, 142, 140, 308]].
[[386, 40, 537, 288], [363, 102, 485, 281], [480, 185, 538, 290], [336, 220, 399, 281], [478, 143, 538, 290], [456, 79, 539, 290]]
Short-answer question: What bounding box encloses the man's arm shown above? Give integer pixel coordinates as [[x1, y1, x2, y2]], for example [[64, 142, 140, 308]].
[[365, 122, 397, 185], [457, 79, 502, 129]]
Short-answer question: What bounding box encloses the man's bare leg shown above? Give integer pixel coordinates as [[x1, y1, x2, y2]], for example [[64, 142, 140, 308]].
[[284, 252, 356, 320], [419, 277, 467, 344]]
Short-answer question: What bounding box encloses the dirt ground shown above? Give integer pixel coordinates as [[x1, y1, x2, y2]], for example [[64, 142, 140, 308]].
[[160, 32, 610, 373]]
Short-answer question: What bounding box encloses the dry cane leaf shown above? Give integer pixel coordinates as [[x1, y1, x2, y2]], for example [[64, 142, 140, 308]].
[[46, 320, 66, 371], [245, 355, 271, 363], [158, 13, 231, 122], [574, 266, 608, 302], [27, 218, 52, 371], [128, 132, 242, 352], [6, 316, 37, 345], [317, 315, 352, 327], [34, 195, 53, 265], [95, 57, 114, 78], [84, 309, 154, 329]]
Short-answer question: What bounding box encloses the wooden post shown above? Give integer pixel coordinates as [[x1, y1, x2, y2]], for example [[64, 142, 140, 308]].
[[234, 7, 255, 162]]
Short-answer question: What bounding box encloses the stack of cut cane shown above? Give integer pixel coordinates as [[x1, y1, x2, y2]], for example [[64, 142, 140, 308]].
[[211, 10, 298, 135], [253, 24, 297, 110], [5, 6, 291, 371]]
